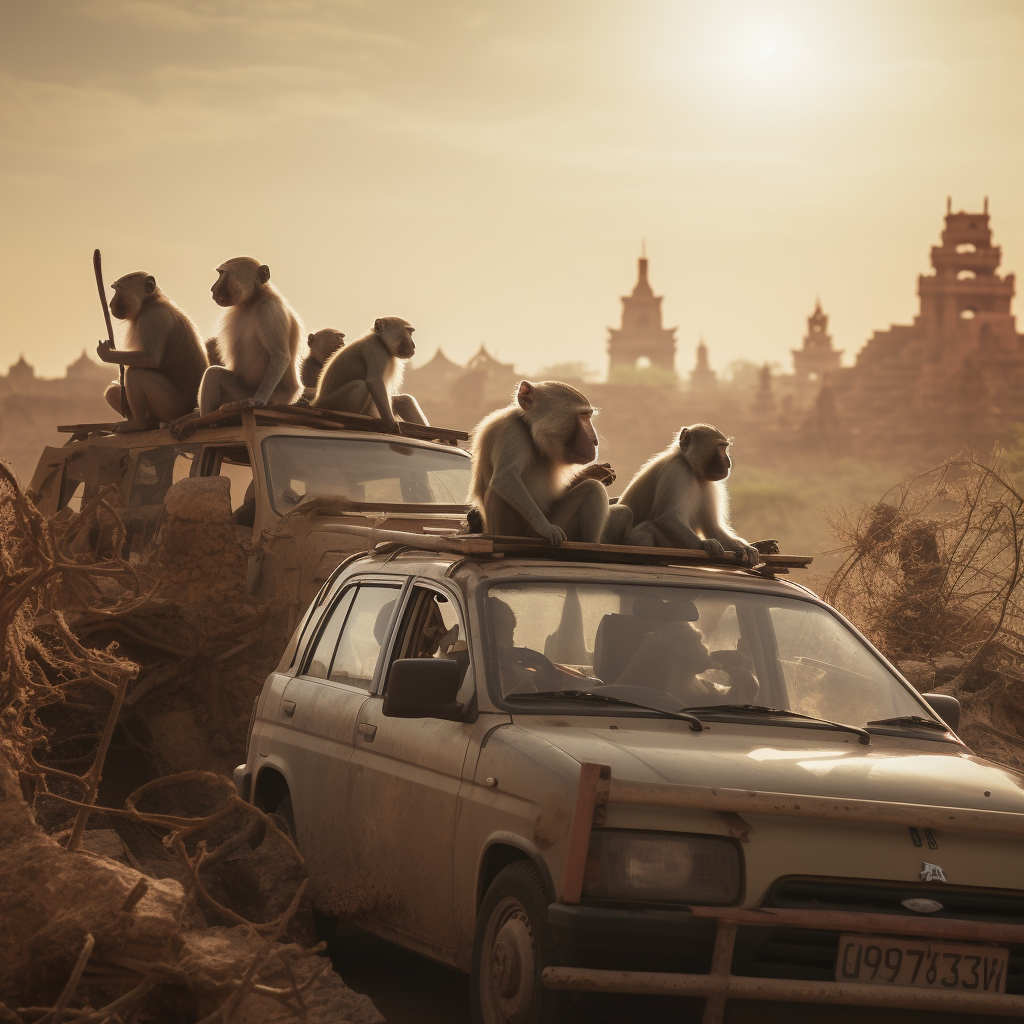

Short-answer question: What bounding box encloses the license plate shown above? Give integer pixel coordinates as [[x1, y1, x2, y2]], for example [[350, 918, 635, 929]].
[[836, 934, 1008, 993]]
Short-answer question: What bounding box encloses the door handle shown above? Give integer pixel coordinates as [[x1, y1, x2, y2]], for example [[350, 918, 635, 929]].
[[282, 700, 296, 718], [357, 722, 377, 741]]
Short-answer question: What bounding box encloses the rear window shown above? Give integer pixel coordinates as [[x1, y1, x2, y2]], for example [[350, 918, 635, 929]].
[[262, 436, 471, 513]]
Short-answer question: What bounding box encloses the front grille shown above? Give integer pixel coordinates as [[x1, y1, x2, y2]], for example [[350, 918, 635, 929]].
[[766, 877, 1024, 923], [731, 877, 1024, 994]]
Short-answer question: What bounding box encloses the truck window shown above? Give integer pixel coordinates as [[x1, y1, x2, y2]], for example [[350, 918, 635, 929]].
[[200, 446, 255, 522], [129, 446, 199, 507]]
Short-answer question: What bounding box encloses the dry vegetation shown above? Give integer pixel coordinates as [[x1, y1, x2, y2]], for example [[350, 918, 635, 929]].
[[825, 455, 1024, 769], [0, 463, 380, 1024]]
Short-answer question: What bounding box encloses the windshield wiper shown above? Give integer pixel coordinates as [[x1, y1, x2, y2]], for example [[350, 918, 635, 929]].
[[506, 690, 704, 732], [867, 715, 949, 732], [682, 704, 871, 745]]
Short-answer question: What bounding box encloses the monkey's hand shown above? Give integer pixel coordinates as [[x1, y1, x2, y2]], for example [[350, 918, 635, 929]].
[[236, 397, 267, 410], [739, 544, 761, 567], [570, 462, 616, 488], [96, 339, 116, 363], [701, 539, 726, 558], [540, 524, 567, 547]]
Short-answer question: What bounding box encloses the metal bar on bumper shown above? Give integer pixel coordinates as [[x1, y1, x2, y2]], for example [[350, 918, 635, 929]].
[[542, 960, 1024, 1018], [608, 777, 1024, 836]]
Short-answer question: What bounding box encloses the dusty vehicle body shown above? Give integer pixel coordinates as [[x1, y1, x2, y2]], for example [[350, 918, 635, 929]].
[[237, 533, 1024, 1022], [27, 403, 472, 628]]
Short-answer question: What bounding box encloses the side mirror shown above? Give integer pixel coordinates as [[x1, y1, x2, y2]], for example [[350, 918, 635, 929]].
[[383, 658, 463, 720], [922, 693, 960, 733]]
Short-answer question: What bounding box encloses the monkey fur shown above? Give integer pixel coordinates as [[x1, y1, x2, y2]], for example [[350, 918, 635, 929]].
[[198, 256, 302, 415], [313, 317, 427, 431], [617, 423, 760, 565], [469, 380, 618, 546], [205, 338, 224, 366], [97, 272, 207, 432], [301, 328, 346, 391]]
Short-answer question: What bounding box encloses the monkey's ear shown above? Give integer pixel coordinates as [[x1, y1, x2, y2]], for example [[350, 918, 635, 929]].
[[143, 275, 157, 294], [678, 428, 692, 449], [308, 333, 314, 344], [258, 265, 271, 284], [373, 318, 384, 336], [516, 381, 536, 410]]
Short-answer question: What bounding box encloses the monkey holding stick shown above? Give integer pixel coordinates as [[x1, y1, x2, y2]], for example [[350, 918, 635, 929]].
[[96, 272, 208, 432], [617, 424, 760, 565], [198, 257, 302, 415], [313, 317, 427, 431], [470, 380, 623, 546]]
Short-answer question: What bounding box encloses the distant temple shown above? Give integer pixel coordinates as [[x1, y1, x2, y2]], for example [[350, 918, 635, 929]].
[[607, 252, 677, 375], [832, 199, 1024, 452], [689, 339, 717, 392], [793, 300, 842, 385]]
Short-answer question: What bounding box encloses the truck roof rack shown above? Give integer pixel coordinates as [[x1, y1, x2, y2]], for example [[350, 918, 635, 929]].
[[58, 402, 470, 446], [323, 523, 812, 574]]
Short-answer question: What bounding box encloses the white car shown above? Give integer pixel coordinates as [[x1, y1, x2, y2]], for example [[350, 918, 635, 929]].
[[236, 537, 1024, 1023]]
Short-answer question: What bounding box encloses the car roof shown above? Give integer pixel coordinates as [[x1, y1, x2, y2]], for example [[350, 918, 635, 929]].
[[55, 401, 470, 452], [338, 547, 816, 601]]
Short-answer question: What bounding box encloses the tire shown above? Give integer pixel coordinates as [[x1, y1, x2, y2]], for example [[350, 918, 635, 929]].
[[471, 861, 568, 1024], [270, 792, 337, 946]]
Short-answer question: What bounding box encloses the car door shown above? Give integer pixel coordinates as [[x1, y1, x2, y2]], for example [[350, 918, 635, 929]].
[[347, 582, 477, 961], [270, 579, 404, 907]]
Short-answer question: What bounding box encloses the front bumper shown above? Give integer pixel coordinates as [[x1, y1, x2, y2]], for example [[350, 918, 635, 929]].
[[547, 903, 1024, 1021]]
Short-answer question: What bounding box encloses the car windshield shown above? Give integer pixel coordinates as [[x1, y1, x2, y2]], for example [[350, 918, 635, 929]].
[[483, 582, 929, 728], [262, 436, 471, 513]]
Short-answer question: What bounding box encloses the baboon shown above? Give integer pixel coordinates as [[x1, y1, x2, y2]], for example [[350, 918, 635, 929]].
[[97, 272, 207, 432], [313, 317, 427, 430], [198, 257, 302, 415], [469, 380, 616, 546], [618, 423, 759, 565], [301, 328, 346, 391]]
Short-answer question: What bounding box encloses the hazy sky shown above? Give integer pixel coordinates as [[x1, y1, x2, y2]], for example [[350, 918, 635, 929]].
[[2, 0, 1022, 380]]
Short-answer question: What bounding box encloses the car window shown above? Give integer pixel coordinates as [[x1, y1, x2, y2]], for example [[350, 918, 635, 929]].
[[201, 446, 255, 524], [484, 583, 925, 726], [387, 586, 471, 689], [58, 447, 129, 512], [261, 436, 471, 513], [328, 585, 402, 688], [305, 586, 357, 678], [129, 446, 199, 507], [769, 605, 908, 724]]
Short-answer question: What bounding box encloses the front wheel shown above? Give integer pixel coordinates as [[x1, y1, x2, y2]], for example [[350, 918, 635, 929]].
[[471, 861, 568, 1024]]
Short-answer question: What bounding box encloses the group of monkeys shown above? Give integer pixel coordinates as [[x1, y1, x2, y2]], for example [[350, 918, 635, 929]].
[[97, 257, 757, 564], [97, 257, 426, 434]]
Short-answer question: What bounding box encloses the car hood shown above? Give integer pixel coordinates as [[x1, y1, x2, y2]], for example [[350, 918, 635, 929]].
[[516, 717, 1024, 814]]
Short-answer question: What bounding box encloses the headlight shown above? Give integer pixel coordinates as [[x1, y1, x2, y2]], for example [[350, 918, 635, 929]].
[[582, 830, 741, 904]]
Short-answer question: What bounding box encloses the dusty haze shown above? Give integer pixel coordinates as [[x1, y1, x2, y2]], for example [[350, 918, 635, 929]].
[[1, 0, 1022, 379]]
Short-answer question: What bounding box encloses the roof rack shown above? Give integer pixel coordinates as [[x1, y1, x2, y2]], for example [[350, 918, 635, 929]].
[[58, 402, 470, 446], [323, 523, 812, 574]]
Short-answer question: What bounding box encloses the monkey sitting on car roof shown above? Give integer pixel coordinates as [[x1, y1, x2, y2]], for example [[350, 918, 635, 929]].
[[615, 424, 760, 565]]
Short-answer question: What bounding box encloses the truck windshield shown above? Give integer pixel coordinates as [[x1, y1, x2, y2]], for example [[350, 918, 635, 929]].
[[484, 582, 929, 728], [262, 436, 471, 513]]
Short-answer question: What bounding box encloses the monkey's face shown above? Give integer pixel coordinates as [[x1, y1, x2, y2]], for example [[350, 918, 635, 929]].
[[109, 274, 155, 320], [377, 318, 416, 359], [566, 411, 599, 465], [309, 330, 345, 363], [212, 258, 269, 307], [211, 267, 244, 307], [705, 441, 732, 481]]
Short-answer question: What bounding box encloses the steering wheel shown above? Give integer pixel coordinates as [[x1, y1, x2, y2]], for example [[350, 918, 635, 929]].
[[501, 647, 557, 695]]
